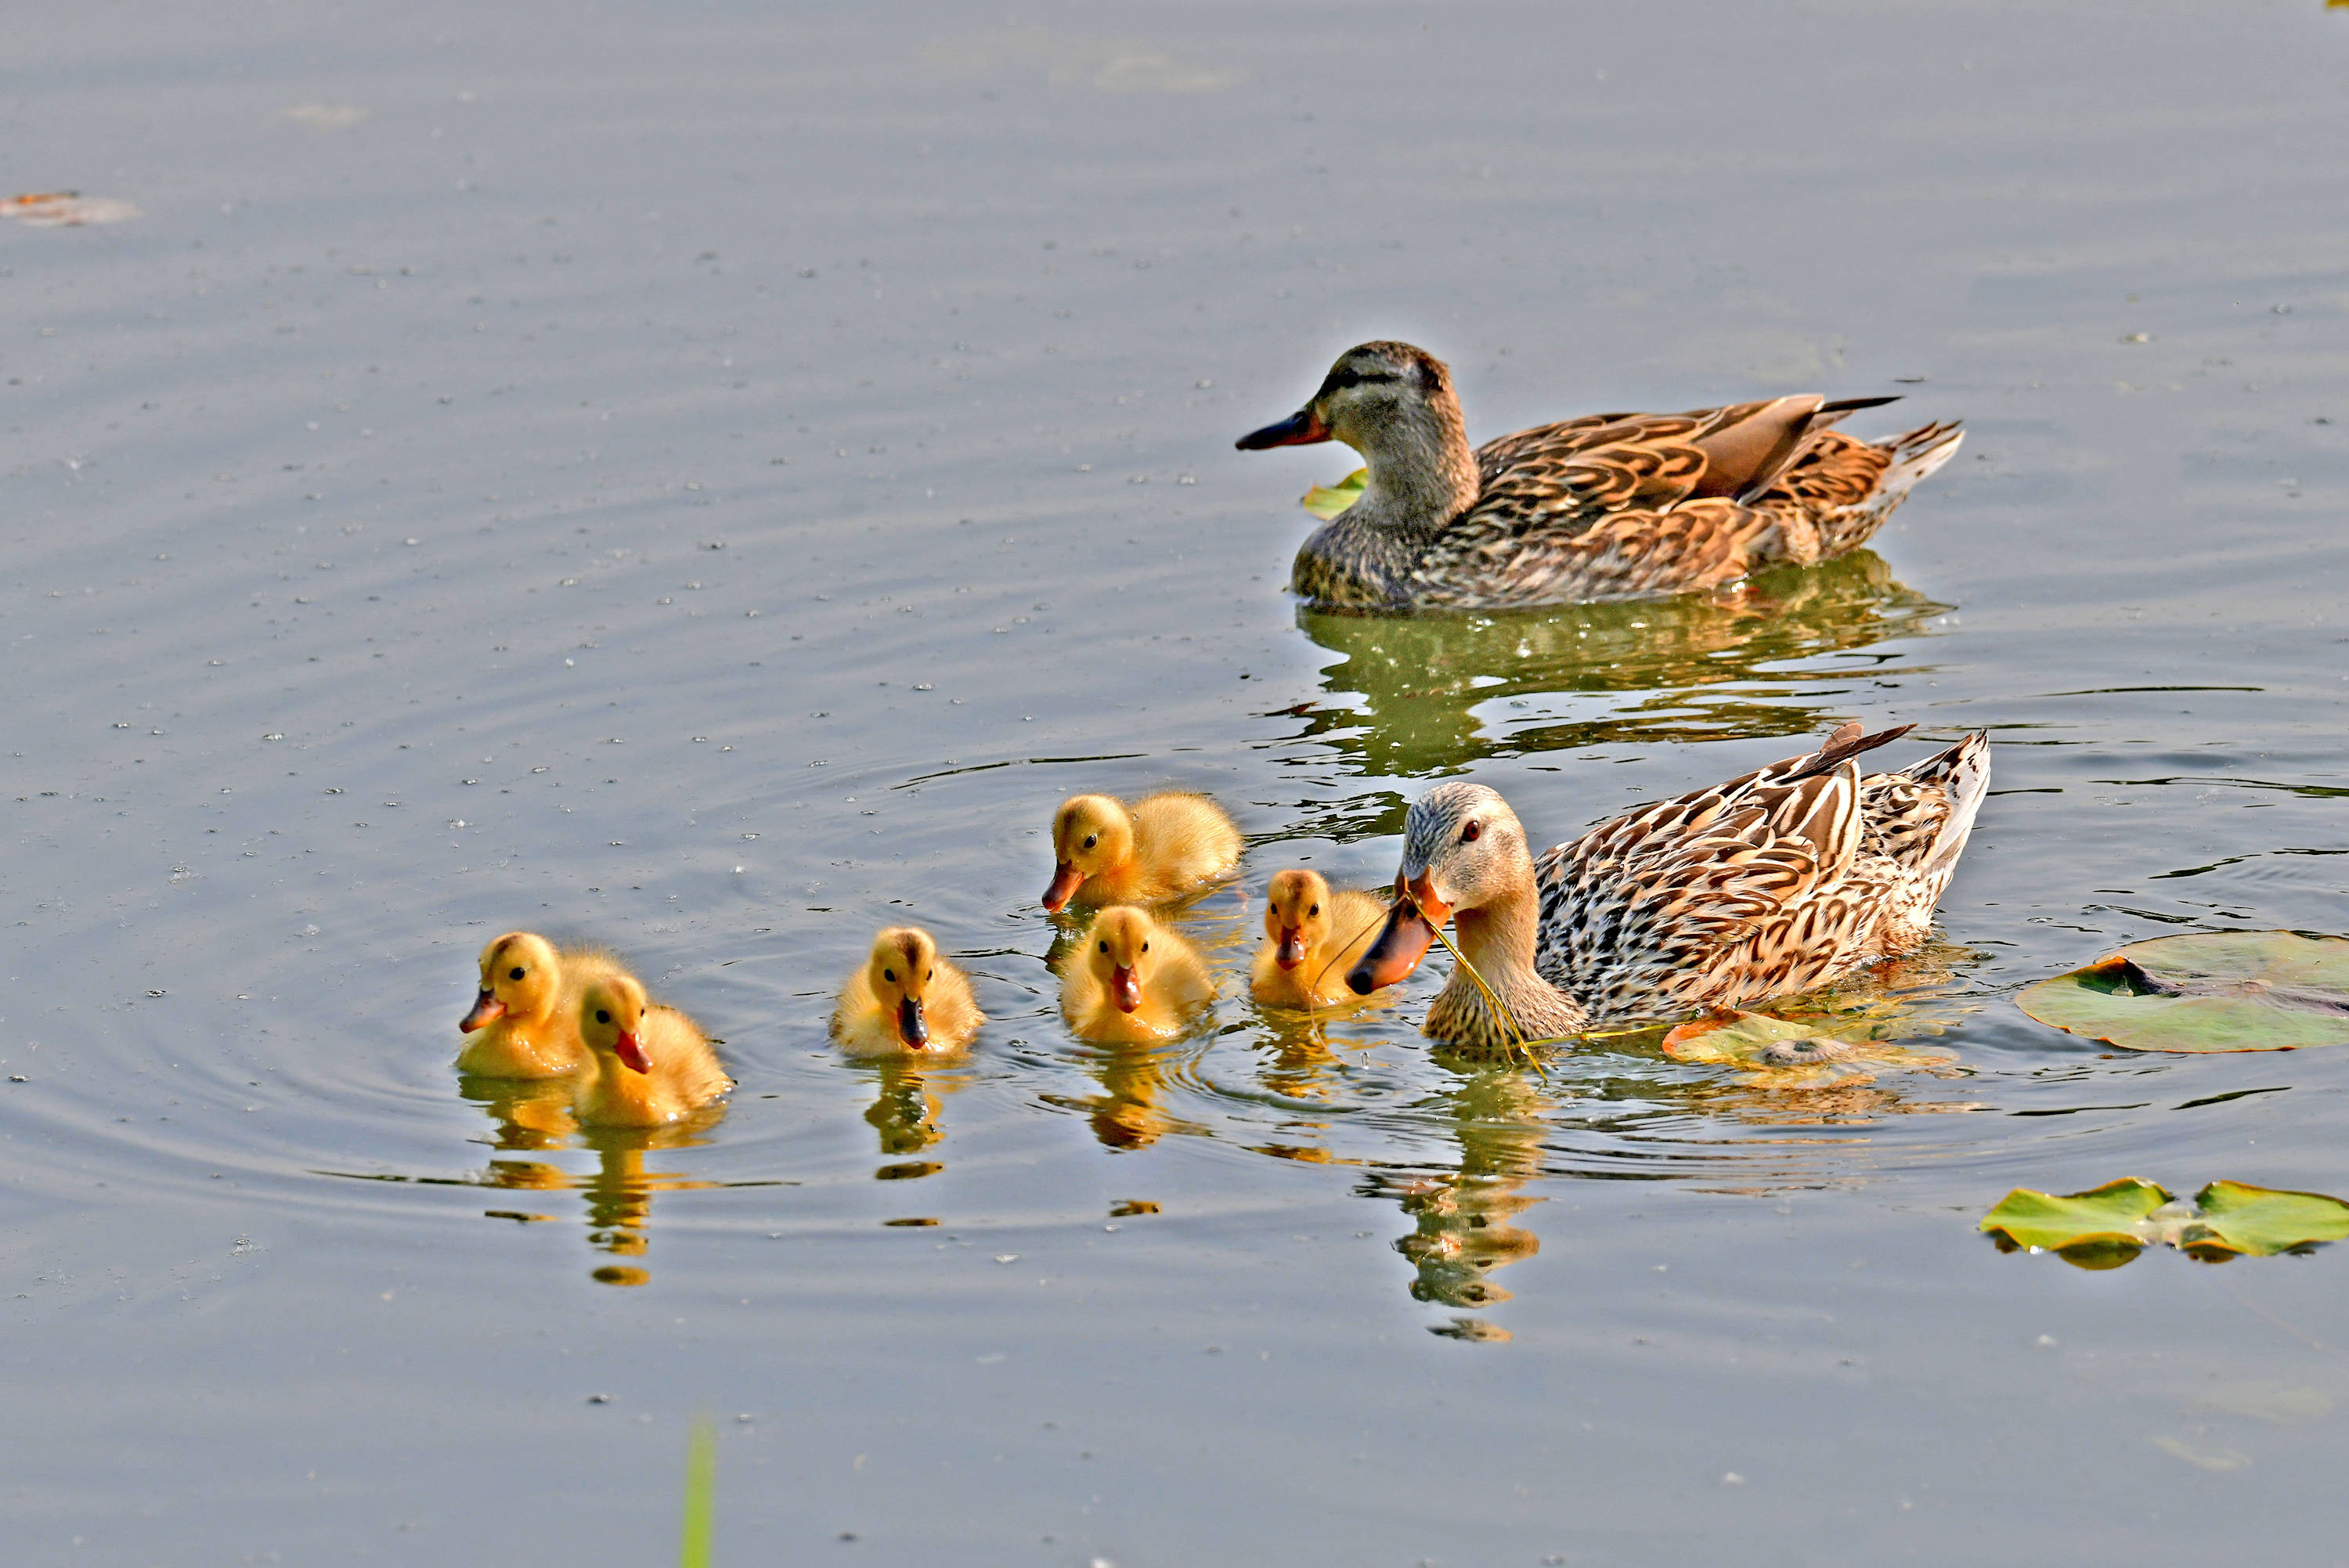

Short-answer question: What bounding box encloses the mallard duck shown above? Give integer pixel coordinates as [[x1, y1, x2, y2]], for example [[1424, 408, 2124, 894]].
[[572, 975, 733, 1127], [1237, 340, 1962, 611], [831, 926, 986, 1057], [1250, 868, 1391, 1010], [1041, 791, 1243, 913], [1349, 723, 1990, 1053], [1059, 906, 1216, 1044], [455, 931, 624, 1077]]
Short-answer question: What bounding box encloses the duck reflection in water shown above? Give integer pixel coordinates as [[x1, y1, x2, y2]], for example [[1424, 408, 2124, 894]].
[[1371, 1062, 1554, 1326], [857, 1055, 975, 1164], [454, 1107, 726, 1285], [1291, 551, 1949, 787]]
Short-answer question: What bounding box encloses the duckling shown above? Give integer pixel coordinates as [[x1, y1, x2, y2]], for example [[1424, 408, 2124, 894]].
[[455, 931, 624, 1077], [832, 927, 986, 1057], [1250, 868, 1392, 1010], [1041, 791, 1243, 913], [1059, 906, 1216, 1044], [572, 975, 733, 1128]]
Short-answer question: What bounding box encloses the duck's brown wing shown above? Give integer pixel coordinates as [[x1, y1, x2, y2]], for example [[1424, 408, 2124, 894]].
[[1531, 737, 1886, 1018], [1428, 401, 1885, 608]]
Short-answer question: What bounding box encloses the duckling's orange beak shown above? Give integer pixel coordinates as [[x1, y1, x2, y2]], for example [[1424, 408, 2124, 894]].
[[1276, 926, 1308, 970], [459, 990, 505, 1033], [1110, 964, 1142, 1013], [897, 996, 929, 1050], [1042, 862, 1084, 913], [1236, 407, 1332, 450], [612, 1029, 650, 1075], [1347, 874, 1449, 995]]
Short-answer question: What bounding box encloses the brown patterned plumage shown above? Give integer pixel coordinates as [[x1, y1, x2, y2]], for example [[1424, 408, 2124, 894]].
[[1237, 341, 1963, 612], [1345, 723, 1991, 1054]]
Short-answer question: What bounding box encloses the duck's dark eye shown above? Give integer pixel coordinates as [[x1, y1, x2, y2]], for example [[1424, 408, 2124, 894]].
[[1082, 834, 1097, 849], [883, 969, 896, 983], [1141, 940, 1149, 952], [1308, 903, 1320, 917], [595, 1009, 611, 1025], [1098, 940, 1109, 953], [1461, 821, 1482, 843], [508, 966, 525, 981], [926, 969, 934, 981]]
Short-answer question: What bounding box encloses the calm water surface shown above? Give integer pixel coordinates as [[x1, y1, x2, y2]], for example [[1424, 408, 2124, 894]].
[[8, 2, 2349, 1563]]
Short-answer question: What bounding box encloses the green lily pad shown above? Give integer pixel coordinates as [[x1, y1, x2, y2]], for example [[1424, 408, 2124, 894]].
[[2016, 930, 2349, 1052], [1661, 1009, 1958, 1087], [1300, 467, 1366, 521], [1981, 1177, 2349, 1268]]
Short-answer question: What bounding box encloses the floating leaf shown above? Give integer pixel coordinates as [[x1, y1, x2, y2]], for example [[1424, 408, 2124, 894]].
[[1662, 1008, 1958, 1087], [3, 191, 139, 227], [2016, 930, 2349, 1052], [282, 103, 369, 131], [1300, 467, 1366, 521], [1981, 1177, 2349, 1269]]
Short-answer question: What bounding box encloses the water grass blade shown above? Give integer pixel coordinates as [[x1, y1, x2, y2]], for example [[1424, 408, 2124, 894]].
[[678, 1415, 716, 1568]]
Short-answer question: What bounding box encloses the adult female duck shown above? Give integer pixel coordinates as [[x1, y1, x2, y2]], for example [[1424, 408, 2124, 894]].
[[1237, 341, 1962, 611], [1348, 723, 1990, 1053]]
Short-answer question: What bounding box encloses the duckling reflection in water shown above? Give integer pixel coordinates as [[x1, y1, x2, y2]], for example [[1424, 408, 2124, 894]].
[[1041, 791, 1242, 914], [831, 927, 985, 1057], [455, 931, 626, 1077], [572, 975, 732, 1128], [576, 1132, 723, 1267], [860, 1056, 974, 1159], [456, 1074, 578, 1150], [1251, 869, 1392, 1012], [1058, 907, 1216, 1044]]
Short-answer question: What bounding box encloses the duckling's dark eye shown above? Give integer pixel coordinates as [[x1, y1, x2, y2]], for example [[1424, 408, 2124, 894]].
[[882, 969, 896, 983], [1098, 940, 1109, 953], [1082, 834, 1097, 849], [1308, 903, 1320, 917], [926, 969, 934, 981], [595, 1009, 611, 1025], [508, 966, 525, 981], [1141, 940, 1149, 952], [1461, 821, 1482, 843]]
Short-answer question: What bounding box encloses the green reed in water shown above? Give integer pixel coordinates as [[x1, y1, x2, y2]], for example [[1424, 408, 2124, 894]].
[[679, 1415, 716, 1568]]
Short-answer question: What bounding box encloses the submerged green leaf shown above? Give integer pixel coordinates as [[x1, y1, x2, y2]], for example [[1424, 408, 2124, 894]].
[[1661, 1008, 1958, 1087], [2016, 930, 2349, 1052], [1300, 468, 1366, 521], [1981, 1177, 2349, 1268]]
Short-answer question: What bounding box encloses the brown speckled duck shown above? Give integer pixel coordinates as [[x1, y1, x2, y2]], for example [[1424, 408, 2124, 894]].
[[1348, 723, 1990, 1053], [1237, 341, 1962, 611]]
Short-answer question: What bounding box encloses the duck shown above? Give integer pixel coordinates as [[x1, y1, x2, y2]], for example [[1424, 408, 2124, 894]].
[[571, 975, 734, 1127], [1041, 791, 1243, 913], [1250, 868, 1392, 1011], [454, 931, 625, 1077], [831, 926, 986, 1057], [1059, 906, 1216, 1044], [1236, 340, 1963, 611], [1348, 723, 1991, 1054]]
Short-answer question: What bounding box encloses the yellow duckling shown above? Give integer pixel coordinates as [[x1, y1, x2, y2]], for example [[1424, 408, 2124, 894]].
[[832, 927, 986, 1057], [572, 975, 733, 1128], [1250, 868, 1391, 1011], [455, 931, 624, 1077], [1041, 791, 1243, 913], [1059, 906, 1215, 1044]]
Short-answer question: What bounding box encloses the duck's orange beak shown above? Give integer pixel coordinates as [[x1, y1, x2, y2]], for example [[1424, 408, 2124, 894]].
[[1110, 964, 1142, 1013], [1276, 926, 1308, 970], [897, 996, 929, 1050], [1236, 407, 1332, 450], [459, 990, 504, 1033], [1347, 875, 1449, 995], [1042, 862, 1084, 913], [612, 1029, 650, 1074]]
